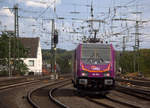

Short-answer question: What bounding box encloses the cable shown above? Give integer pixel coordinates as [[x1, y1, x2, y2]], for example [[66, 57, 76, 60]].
[[19, 9, 41, 13], [125, 0, 137, 6], [19, 16, 38, 19], [37, 0, 56, 19]]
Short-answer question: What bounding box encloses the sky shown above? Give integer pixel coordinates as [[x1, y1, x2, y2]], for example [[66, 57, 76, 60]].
[[0, 0, 150, 51]]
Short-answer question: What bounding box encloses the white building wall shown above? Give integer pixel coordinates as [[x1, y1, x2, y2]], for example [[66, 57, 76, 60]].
[[36, 41, 42, 74], [23, 58, 37, 74], [22, 41, 42, 75]]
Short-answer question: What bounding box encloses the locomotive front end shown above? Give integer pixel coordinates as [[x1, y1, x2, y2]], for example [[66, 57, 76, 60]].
[[77, 43, 115, 91]]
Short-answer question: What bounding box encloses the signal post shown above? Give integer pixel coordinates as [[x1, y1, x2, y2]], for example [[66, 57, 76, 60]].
[[51, 19, 58, 79]]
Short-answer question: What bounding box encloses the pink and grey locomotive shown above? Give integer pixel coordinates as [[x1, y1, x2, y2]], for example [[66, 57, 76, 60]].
[[72, 43, 115, 93]]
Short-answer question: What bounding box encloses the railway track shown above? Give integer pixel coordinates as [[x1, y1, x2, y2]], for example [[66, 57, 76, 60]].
[[115, 84, 150, 101], [0, 76, 51, 91], [27, 79, 71, 108], [116, 78, 150, 87], [85, 96, 141, 108], [2, 75, 145, 108], [28, 77, 149, 108], [85, 97, 114, 108], [0, 76, 56, 108], [116, 76, 150, 82], [83, 80, 150, 108], [49, 83, 146, 108], [49, 82, 71, 108]]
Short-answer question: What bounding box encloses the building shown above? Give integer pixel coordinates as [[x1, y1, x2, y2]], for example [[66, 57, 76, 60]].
[[19, 37, 42, 75]]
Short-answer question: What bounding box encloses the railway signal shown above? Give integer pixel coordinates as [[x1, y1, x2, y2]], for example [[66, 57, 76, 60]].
[[54, 30, 58, 44], [50, 19, 58, 79]]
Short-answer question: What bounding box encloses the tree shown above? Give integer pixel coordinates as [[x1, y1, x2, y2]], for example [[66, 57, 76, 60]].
[[0, 31, 28, 76], [56, 51, 72, 74], [42, 49, 73, 74], [117, 49, 150, 77]]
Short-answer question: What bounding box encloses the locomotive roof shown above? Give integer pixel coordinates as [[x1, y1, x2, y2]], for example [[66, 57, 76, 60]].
[[81, 43, 110, 45], [80, 43, 111, 48]]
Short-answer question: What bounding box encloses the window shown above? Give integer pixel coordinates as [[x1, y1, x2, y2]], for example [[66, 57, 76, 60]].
[[25, 48, 31, 56], [81, 44, 111, 64], [29, 60, 34, 66]]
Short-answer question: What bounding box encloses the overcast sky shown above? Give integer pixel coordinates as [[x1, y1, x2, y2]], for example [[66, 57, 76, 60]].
[[0, 0, 150, 50]]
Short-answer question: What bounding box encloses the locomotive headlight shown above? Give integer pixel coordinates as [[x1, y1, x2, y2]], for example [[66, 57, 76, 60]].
[[81, 71, 88, 77], [81, 72, 88, 76], [104, 72, 110, 77]]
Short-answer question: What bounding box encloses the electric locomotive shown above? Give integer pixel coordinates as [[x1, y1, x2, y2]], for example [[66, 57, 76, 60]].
[[72, 43, 115, 94]]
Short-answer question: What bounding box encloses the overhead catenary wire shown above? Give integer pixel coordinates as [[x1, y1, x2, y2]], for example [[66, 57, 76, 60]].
[[0, 0, 150, 50]]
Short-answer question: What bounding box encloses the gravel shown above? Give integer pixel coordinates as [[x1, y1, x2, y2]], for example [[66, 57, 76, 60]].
[[0, 79, 53, 108]]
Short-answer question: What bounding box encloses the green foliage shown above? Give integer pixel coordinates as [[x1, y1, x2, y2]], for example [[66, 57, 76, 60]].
[[0, 32, 28, 76], [0, 33, 9, 58], [119, 51, 134, 73], [139, 49, 150, 77], [42, 49, 67, 64], [117, 49, 150, 77], [56, 51, 73, 74], [15, 61, 28, 75], [42, 49, 73, 74], [42, 49, 52, 64]]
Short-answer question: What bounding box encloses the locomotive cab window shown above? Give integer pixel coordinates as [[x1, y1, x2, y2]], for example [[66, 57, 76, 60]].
[[81, 44, 111, 65]]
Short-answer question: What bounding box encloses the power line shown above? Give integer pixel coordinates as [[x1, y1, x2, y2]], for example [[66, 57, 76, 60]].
[[19, 9, 41, 13], [125, 0, 137, 6], [37, 0, 56, 19]]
